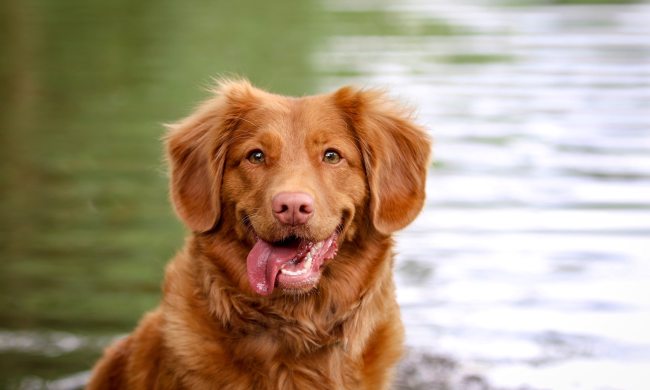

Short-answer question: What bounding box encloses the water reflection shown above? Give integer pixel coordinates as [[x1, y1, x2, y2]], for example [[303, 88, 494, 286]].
[[316, 0, 650, 388], [1, 0, 649, 388], [0, 0, 319, 387]]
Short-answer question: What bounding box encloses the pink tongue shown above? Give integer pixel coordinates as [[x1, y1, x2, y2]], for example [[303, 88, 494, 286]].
[[246, 239, 301, 296]]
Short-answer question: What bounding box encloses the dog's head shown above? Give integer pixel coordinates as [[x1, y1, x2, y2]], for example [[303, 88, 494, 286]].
[[166, 80, 430, 296]]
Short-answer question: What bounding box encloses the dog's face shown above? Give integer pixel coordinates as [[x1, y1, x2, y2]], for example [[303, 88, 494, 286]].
[[166, 80, 430, 296], [221, 97, 367, 295]]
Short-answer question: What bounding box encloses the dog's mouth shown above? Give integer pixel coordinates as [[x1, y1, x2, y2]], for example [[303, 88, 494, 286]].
[[246, 232, 339, 296]]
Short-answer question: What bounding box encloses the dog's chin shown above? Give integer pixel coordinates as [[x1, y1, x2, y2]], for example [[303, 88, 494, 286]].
[[244, 223, 341, 297]]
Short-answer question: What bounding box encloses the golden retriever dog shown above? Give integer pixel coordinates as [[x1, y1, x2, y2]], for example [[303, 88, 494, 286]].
[[87, 80, 431, 390]]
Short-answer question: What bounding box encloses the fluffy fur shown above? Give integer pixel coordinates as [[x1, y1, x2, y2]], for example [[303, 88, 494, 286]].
[[87, 80, 431, 390]]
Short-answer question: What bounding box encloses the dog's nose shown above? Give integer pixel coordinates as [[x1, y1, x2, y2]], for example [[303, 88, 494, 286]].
[[272, 192, 314, 226]]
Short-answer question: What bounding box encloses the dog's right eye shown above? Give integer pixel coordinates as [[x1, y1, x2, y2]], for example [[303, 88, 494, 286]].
[[323, 149, 342, 165], [247, 150, 265, 164]]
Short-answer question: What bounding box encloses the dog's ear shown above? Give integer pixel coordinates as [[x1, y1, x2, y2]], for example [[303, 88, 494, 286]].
[[165, 79, 259, 232], [334, 87, 432, 235]]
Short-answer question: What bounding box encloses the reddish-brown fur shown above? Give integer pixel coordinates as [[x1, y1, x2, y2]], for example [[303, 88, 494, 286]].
[[87, 80, 431, 390]]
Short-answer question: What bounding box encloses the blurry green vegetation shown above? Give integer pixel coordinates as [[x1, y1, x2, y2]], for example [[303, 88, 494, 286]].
[[1, 349, 98, 387], [0, 0, 319, 385], [439, 53, 515, 64]]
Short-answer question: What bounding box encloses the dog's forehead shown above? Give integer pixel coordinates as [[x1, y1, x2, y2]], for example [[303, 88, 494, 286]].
[[246, 94, 349, 139], [294, 95, 348, 129]]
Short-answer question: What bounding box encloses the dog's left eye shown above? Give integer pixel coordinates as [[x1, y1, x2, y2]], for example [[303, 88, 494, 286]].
[[323, 149, 341, 164], [247, 150, 265, 164]]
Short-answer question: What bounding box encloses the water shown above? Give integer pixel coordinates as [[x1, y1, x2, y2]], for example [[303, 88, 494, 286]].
[[316, 0, 650, 388], [1, 0, 649, 388]]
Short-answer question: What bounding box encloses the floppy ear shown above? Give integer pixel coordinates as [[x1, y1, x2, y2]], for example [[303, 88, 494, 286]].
[[165, 79, 259, 232], [334, 87, 432, 235]]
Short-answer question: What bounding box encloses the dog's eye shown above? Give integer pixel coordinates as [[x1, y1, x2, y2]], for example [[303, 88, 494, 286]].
[[247, 150, 265, 164], [323, 149, 341, 164]]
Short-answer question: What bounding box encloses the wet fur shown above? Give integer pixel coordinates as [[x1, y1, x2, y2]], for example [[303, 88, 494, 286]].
[[87, 80, 431, 390]]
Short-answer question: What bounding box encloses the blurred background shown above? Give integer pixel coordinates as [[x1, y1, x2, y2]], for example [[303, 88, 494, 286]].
[[1, 0, 649, 388]]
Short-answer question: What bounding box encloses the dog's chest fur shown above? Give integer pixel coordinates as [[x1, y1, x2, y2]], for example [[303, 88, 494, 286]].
[[158, 242, 391, 390]]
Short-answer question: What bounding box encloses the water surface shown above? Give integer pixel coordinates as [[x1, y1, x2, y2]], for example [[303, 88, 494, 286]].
[[316, 0, 650, 388], [1, 0, 649, 388]]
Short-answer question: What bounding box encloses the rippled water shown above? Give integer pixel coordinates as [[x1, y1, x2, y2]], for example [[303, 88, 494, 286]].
[[1, 0, 649, 388], [316, 0, 650, 388]]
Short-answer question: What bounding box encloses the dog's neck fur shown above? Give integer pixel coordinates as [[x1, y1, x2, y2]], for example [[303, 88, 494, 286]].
[[162, 229, 395, 389], [160, 228, 397, 387]]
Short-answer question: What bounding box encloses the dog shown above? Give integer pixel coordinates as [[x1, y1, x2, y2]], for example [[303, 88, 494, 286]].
[[87, 80, 431, 389]]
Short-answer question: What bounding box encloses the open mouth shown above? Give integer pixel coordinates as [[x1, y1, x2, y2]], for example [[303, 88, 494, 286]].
[[246, 232, 339, 296]]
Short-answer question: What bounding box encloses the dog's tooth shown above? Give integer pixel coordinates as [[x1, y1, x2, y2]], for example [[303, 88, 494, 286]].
[[309, 242, 322, 257], [280, 254, 312, 277]]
